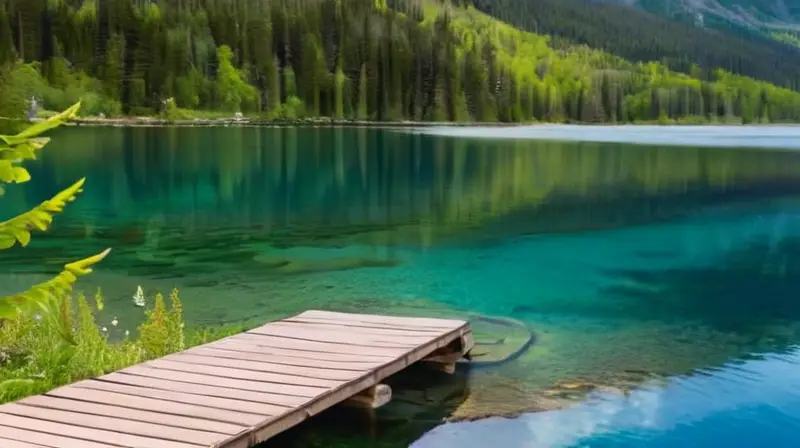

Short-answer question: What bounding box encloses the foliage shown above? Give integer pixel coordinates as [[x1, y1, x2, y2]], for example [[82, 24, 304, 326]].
[[214, 45, 259, 113], [0, 61, 120, 128], [0, 103, 110, 320], [771, 31, 800, 49], [469, 0, 800, 89], [137, 289, 185, 359], [0, 287, 242, 403], [1, 0, 800, 124]]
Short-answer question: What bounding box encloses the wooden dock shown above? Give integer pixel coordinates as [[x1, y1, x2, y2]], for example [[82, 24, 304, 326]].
[[0, 310, 473, 448]]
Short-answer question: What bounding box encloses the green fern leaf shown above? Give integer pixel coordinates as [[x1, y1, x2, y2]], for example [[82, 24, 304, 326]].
[[0, 178, 86, 248], [0, 138, 50, 162], [0, 102, 81, 146], [11, 167, 30, 183], [0, 248, 112, 320]]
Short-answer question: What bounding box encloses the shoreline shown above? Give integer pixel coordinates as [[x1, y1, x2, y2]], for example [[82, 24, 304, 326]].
[[62, 116, 800, 128], [67, 116, 524, 128]]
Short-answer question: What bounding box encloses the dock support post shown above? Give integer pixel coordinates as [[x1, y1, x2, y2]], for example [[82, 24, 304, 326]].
[[342, 384, 392, 409], [421, 331, 474, 374]]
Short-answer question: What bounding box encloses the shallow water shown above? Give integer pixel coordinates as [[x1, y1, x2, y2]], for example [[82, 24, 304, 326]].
[[3, 126, 800, 446]]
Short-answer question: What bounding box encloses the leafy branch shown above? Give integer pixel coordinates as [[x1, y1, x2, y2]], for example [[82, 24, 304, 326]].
[[0, 102, 111, 327], [0, 249, 112, 320], [0, 178, 85, 249]]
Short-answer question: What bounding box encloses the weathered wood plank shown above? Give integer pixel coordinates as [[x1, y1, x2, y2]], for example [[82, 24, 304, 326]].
[[42, 385, 265, 427], [208, 340, 395, 363], [118, 365, 327, 397], [280, 316, 458, 333], [274, 319, 447, 337], [144, 358, 343, 388], [246, 325, 427, 348], [229, 333, 409, 357], [186, 346, 378, 371], [166, 352, 364, 381], [20, 395, 248, 435], [297, 310, 465, 329], [0, 437, 49, 448], [0, 403, 226, 446], [0, 425, 117, 448], [0, 413, 202, 448], [98, 372, 310, 407], [71, 379, 293, 416]]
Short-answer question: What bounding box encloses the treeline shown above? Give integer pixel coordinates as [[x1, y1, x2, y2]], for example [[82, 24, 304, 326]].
[[467, 0, 800, 90], [2, 0, 800, 124]]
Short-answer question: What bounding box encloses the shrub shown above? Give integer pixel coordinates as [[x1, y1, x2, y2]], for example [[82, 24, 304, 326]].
[[0, 287, 238, 404]]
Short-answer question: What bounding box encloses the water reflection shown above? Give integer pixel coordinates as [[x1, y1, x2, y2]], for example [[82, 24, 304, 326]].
[[7, 127, 800, 239], [3, 127, 800, 444], [413, 347, 800, 448]]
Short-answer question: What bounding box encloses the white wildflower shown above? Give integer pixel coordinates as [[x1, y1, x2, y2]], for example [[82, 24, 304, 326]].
[[33, 314, 41, 321], [125, 330, 130, 337], [101, 327, 108, 332], [111, 317, 118, 327], [133, 285, 146, 307]]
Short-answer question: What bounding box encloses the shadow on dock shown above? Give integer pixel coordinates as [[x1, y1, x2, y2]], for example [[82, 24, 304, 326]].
[[260, 364, 470, 447]]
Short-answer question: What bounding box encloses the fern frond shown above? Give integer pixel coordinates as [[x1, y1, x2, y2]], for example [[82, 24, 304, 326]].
[[0, 137, 49, 163], [0, 248, 112, 320], [0, 102, 81, 146], [0, 178, 86, 250]]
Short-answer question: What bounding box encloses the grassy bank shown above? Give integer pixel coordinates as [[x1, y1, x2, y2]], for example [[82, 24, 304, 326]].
[[0, 287, 246, 404]]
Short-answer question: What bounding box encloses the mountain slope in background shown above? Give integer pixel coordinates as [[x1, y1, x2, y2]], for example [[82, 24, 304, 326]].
[[618, 1, 800, 39], [632, 0, 800, 28], [470, 0, 800, 89], [4, 0, 800, 126]]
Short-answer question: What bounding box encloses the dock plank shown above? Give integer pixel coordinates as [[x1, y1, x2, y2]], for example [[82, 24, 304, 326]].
[[297, 310, 466, 328], [184, 346, 378, 371], [68, 379, 289, 417], [20, 394, 249, 435], [272, 320, 448, 337], [0, 310, 472, 448], [246, 325, 430, 347], [281, 316, 457, 333], [165, 353, 365, 380], [118, 365, 328, 397], [43, 386, 266, 427], [0, 403, 227, 446], [0, 438, 49, 448], [228, 332, 410, 357], [0, 425, 117, 448], [98, 372, 310, 407], [0, 413, 202, 448], [207, 339, 395, 363], [144, 358, 344, 388]]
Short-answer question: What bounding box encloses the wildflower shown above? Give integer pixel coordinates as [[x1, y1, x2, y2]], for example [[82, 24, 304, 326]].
[[125, 330, 130, 337], [111, 317, 118, 327], [33, 314, 41, 321], [133, 286, 146, 307], [101, 326, 108, 332]]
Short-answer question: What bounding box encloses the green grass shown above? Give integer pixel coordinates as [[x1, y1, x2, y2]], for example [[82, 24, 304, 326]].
[[0, 287, 245, 404]]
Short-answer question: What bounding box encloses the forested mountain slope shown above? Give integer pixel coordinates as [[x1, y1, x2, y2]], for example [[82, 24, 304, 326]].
[[469, 0, 800, 89], [622, 0, 800, 49], [624, 0, 800, 30], [2, 0, 800, 125]]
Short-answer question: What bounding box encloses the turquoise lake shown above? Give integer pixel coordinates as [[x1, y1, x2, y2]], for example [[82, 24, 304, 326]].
[[2, 126, 800, 447]]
